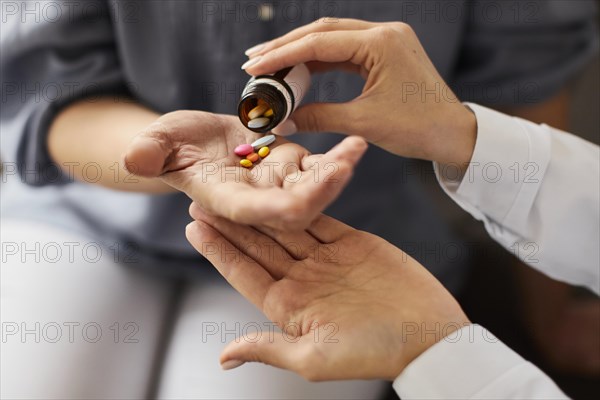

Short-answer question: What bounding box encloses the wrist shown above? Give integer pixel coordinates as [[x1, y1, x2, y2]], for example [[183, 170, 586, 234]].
[[425, 103, 477, 169], [386, 268, 472, 380], [452, 104, 477, 165], [398, 318, 472, 375]]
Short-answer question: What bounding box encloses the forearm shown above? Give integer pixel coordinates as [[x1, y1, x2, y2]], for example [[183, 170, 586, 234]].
[[48, 98, 174, 193]]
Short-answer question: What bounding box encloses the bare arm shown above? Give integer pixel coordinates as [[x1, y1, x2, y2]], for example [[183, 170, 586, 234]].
[[47, 98, 174, 193]]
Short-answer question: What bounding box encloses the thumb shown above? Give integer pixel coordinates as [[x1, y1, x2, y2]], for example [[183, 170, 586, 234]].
[[220, 332, 311, 376], [273, 102, 360, 136], [123, 122, 173, 178]]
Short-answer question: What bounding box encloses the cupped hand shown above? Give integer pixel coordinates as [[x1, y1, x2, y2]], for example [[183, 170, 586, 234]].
[[123, 111, 367, 230], [243, 18, 477, 166], [186, 205, 470, 381]]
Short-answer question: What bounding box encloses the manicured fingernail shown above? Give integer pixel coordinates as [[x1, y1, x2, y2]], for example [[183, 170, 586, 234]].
[[241, 56, 262, 70], [245, 43, 265, 56], [221, 359, 245, 371], [272, 119, 297, 136]]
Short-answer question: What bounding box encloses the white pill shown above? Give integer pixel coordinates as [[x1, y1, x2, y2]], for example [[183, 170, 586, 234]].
[[247, 117, 270, 129], [251, 134, 276, 149]]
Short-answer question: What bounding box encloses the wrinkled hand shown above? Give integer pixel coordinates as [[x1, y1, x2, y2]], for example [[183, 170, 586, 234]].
[[124, 111, 367, 230], [186, 205, 470, 381], [244, 18, 476, 166]]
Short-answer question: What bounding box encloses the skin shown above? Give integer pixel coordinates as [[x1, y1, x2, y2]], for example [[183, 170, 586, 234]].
[[47, 16, 596, 381], [243, 18, 478, 168], [186, 206, 470, 381], [123, 112, 367, 231], [192, 20, 478, 378], [49, 99, 368, 231], [48, 98, 170, 193], [43, 19, 477, 384], [185, 18, 597, 380]]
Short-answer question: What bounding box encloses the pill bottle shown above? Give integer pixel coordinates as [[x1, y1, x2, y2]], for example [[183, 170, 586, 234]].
[[238, 63, 311, 133]]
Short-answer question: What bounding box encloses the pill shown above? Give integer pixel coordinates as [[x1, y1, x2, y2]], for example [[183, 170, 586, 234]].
[[234, 144, 253, 156], [240, 159, 253, 168], [263, 108, 274, 117], [246, 152, 259, 162], [257, 146, 270, 158], [248, 117, 270, 129], [251, 134, 276, 149], [248, 103, 269, 119]]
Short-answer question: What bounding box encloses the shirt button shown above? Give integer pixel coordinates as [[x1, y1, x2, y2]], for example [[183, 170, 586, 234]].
[[259, 3, 274, 21]]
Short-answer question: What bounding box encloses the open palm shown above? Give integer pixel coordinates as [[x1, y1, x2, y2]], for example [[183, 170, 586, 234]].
[[186, 206, 469, 381], [124, 110, 367, 230]]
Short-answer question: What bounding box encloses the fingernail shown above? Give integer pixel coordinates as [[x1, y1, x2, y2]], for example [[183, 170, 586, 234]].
[[221, 359, 245, 371], [245, 43, 265, 56], [241, 56, 262, 70], [272, 119, 297, 136]]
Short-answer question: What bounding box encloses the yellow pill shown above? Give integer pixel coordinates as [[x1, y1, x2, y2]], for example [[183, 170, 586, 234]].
[[248, 103, 269, 119], [263, 108, 274, 118], [240, 159, 253, 168], [257, 146, 270, 158], [246, 152, 259, 162]]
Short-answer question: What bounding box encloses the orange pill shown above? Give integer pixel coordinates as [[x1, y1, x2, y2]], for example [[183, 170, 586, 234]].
[[248, 103, 269, 120], [246, 152, 259, 162]]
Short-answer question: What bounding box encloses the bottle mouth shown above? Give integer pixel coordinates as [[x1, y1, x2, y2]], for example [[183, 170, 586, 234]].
[[238, 84, 288, 133]]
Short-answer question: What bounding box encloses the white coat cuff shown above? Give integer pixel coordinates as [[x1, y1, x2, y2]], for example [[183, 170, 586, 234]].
[[434, 103, 551, 230], [392, 325, 565, 399]]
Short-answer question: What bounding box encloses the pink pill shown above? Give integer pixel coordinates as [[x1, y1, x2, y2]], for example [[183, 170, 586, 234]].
[[234, 144, 253, 156]]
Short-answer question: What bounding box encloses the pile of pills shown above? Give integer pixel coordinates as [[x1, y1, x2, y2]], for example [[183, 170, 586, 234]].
[[234, 134, 275, 168], [247, 99, 274, 129]]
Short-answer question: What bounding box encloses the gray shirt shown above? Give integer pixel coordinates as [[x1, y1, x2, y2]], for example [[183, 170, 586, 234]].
[[2, 0, 598, 289]]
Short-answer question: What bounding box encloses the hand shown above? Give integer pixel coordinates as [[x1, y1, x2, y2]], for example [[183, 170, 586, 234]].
[[186, 205, 470, 381], [243, 18, 477, 166], [123, 111, 367, 230]]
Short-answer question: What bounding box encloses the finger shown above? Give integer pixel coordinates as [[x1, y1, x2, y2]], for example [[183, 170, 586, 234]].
[[186, 138, 367, 232], [189, 201, 215, 220], [245, 30, 370, 77], [123, 122, 174, 177], [188, 180, 313, 231], [247, 18, 374, 58], [185, 221, 274, 309], [304, 60, 361, 75], [306, 214, 355, 244], [220, 333, 314, 378], [303, 135, 367, 172], [281, 136, 367, 227], [254, 225, 320, 260], [299, 153, 323, 170], [273, 101, 362, 135], [192, 210, 297, 279]]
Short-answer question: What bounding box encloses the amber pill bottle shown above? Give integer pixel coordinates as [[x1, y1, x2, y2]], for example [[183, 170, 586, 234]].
[[238, 63, 311, 133]]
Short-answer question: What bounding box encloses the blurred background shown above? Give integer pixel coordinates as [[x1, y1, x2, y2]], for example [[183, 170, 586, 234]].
[[0, 0, 600, 399]]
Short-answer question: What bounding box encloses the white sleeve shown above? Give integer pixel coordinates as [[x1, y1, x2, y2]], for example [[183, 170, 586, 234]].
[[434, 103, 599, 294], [393, 325, 568, 399]]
